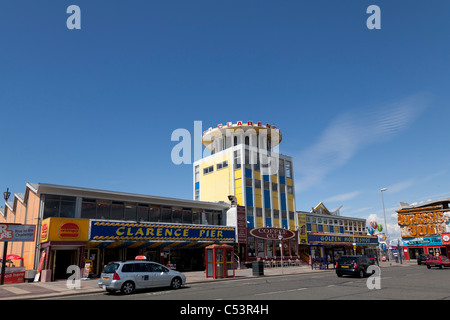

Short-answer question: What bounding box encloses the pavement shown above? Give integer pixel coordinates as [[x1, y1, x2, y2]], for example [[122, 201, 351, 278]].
[[0, 260, 415, 300]]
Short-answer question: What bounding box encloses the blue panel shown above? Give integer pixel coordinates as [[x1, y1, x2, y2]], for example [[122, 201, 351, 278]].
[[279, 176, 285, 185], [280, 193, 286, 210], [318, 225, 324, 232], [339, 226, 345, 234], [245, 168, 252, 178], [307, 224, 312, 232], [264, 190, 271, 209], [265, 218, 272, 227], [263, 175, 270, 182], [282, 220, 288, 229], [247, 216, 254, 229], [195, 182, 199, 190], [246, 187, 253, 207]]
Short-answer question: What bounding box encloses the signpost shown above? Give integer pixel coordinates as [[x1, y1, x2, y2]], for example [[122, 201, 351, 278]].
[[0, 223, 36, 285]]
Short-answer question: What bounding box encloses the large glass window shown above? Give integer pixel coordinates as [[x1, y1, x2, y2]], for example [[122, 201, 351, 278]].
[[248, 237, 255, 257], [172, 208, 182, 223], [124, 203, 137, 221], [110, 202, 124, 220], [137, 204, 149, 222], [192, 208, 202, 224], [161, 207, 172, 223], [149, 205, 160, 222], [182, 208, 192, 224], [81, 198, 97, 219], [43, 195, 76, 219], [97, 200, 111, 219]]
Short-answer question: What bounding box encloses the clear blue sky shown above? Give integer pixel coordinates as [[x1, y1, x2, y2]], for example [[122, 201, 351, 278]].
[[1, 1, 449, 240]]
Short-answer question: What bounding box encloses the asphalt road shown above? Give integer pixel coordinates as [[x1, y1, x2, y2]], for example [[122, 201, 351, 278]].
[[52, 265, 450, 301]]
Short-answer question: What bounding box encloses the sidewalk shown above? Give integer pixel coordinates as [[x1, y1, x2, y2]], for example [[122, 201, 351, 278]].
[[0, 260, 414, 300]]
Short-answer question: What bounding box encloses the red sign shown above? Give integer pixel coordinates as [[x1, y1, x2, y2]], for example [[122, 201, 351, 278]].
[[442, 233, 450, 245], [59, 222, 79, 238], [250, 227, 296, 240]]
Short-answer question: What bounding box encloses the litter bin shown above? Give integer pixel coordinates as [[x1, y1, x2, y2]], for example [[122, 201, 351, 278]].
[[252, 260, 264, 276]]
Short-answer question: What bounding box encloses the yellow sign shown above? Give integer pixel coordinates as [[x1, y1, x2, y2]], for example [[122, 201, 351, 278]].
[[40, 218, 89, 243], [297, 213, 308, 245]]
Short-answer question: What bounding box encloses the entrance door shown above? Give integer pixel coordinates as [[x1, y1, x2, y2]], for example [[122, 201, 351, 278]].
[[53, 250, 75, 280]]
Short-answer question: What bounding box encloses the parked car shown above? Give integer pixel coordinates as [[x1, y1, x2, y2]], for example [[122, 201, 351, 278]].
[[336, 255, 374, 278], [417, 254, 432, 265], [426, 256, 450, 269], [98, 260, 186, 294]]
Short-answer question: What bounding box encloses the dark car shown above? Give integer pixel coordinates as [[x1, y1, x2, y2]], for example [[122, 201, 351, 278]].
[[336, 255, 374, 278], [426, 256, 450, 269], [417, 254, 432, 265]]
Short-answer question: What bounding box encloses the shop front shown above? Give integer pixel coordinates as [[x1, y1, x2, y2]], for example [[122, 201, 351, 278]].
[[39, 217, 236, 280], [307, 233, 379, 267], [246, 227, 299, 264], [39, 218, 90, 281], [402, 236, 449, 259], [87, 220, 236, 273]]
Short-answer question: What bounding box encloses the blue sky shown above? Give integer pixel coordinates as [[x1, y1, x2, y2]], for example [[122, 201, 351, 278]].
[[1, 1, 449, 240]]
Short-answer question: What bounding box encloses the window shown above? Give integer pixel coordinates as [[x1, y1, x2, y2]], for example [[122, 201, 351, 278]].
[[234, 150, 241, 169], [43, 195, 76, 219], [172, 207, 182, 223], [81, 198, 97, 219], [192, 208, 202, 224], [182, 208, 193, 224], [217, 160, 228, 170], [97, 200, 111, 219], [203, 165, 214, 174], [248, 237, 255, 257], [149, 205, 161, 222], [137, 204, 149, 222], [124, 203, 137, 221], [161, 207, 172, 223], [194, 165, 200, 182], [285, 161, 292, 178], [111, 202, 124, 220]]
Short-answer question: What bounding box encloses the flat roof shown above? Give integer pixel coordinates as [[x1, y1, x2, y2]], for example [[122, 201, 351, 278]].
[[31, 182, 230, 210]]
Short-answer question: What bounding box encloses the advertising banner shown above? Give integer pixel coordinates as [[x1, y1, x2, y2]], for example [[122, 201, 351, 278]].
[[89, 220, 235, 242], [40, 218, 89, 243], [0, 224, 35, 242]]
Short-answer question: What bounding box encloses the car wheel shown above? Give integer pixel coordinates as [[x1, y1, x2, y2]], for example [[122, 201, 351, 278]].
[[439, 265, 444, 269], [121, 281, 135, 295], [427, 265, 431, 269], [106, 289, 116, 294], [170, 277, 182, 290], [337, 273, 343, 277]]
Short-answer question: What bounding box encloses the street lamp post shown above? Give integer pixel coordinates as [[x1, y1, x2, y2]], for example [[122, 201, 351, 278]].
[[380, 188, 391, 266], [1, 188, 11, 285]]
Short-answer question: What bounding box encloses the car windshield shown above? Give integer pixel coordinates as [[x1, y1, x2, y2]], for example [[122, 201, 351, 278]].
[[338, 257, 356, 264], [103, 263, 120, 273]]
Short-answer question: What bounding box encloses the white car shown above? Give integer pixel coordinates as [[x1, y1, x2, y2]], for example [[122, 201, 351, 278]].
[[98, 260, 186, 294]]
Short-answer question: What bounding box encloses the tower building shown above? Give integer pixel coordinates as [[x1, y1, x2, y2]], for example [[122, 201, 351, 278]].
[[193, 121, 296, 231]]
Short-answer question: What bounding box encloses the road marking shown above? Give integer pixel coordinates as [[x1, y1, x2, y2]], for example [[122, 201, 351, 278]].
[[255, 288, 307, 296], [2, 286, 31, 294]]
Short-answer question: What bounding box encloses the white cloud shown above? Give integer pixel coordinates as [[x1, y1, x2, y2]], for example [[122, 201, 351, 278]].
[[323, 190, 361, 203], [294, 93, 431, 193], [386, 179, 416, 194]]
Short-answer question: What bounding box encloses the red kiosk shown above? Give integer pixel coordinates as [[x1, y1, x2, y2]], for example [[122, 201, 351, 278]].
[[205, 244, 235, 279]]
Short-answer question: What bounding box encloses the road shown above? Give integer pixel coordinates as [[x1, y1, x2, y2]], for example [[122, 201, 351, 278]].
[[52, 265, 450, 300]]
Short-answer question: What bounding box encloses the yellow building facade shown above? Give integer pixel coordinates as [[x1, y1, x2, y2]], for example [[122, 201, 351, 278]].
[[193, 121, 296, 231]]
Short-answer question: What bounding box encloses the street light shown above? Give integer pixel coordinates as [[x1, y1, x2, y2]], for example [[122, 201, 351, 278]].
[[380, 188, 391, 266], [1, 188, 11, 285]]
